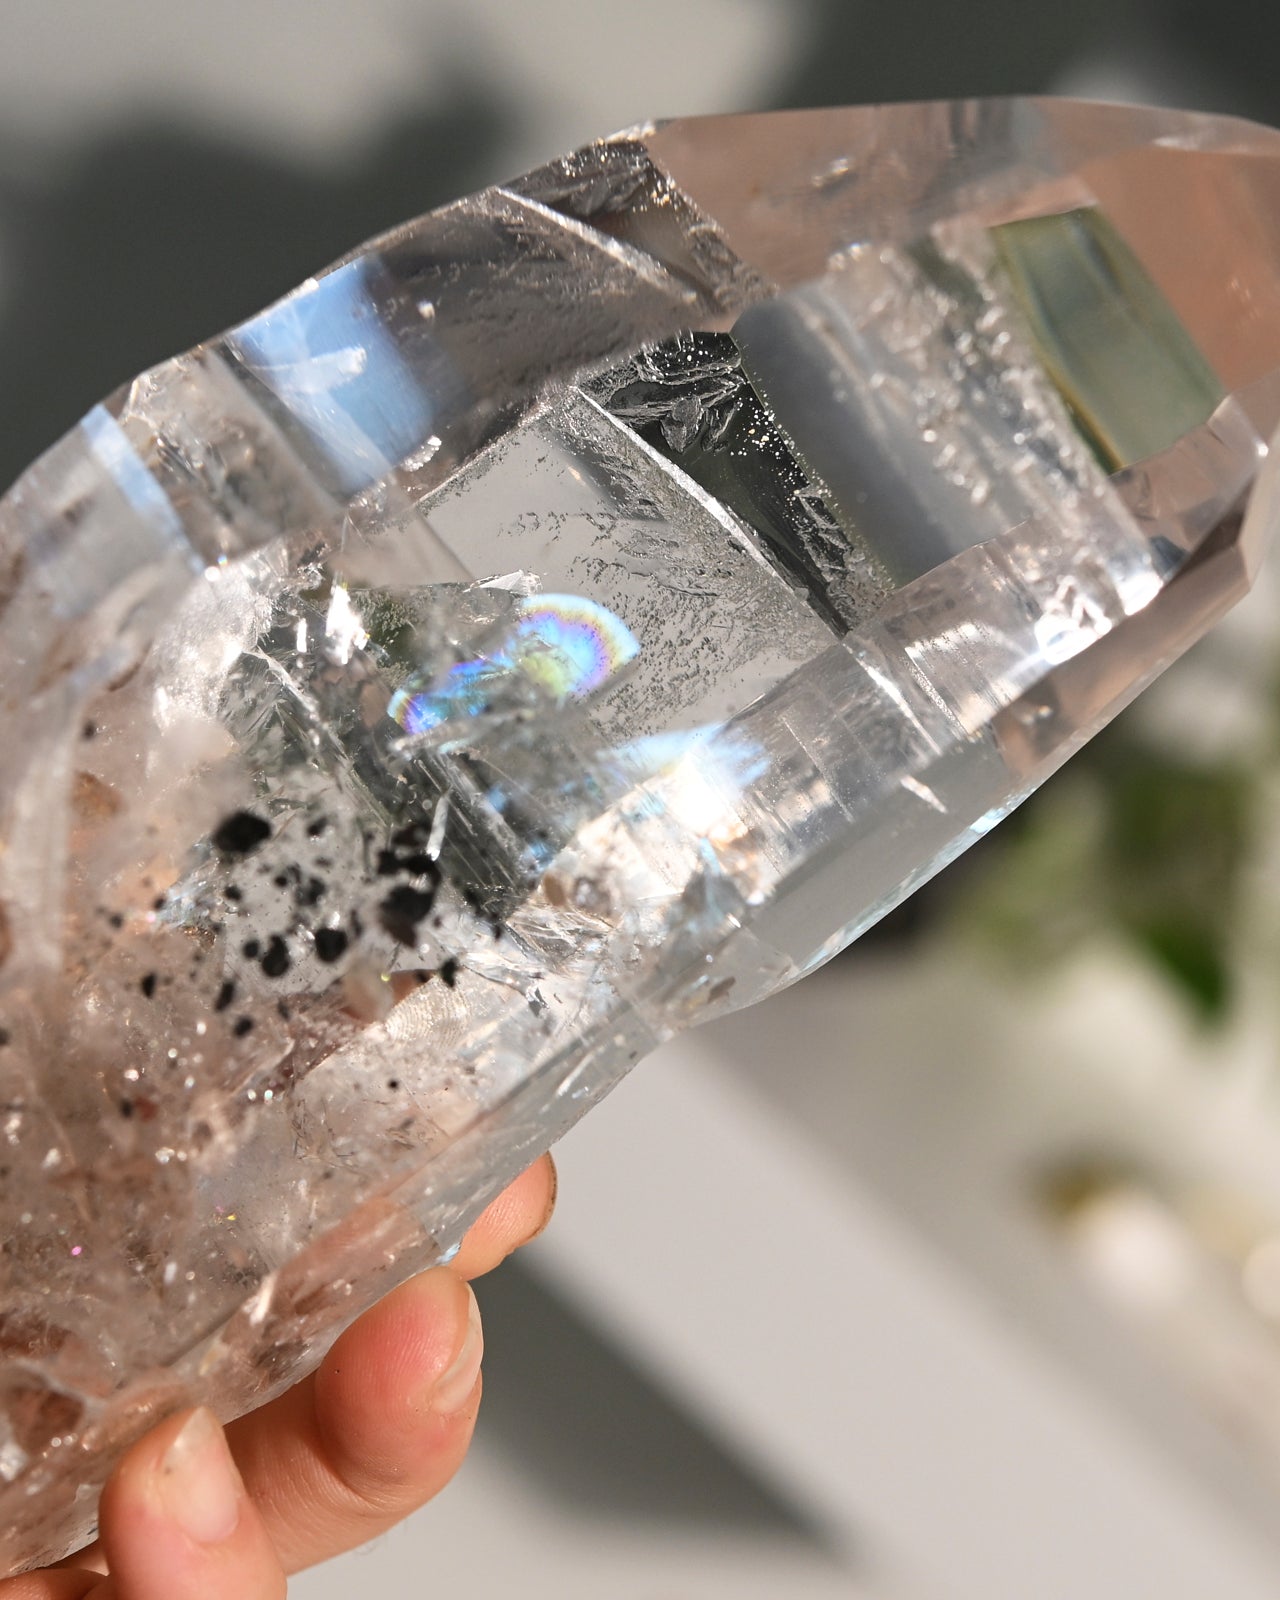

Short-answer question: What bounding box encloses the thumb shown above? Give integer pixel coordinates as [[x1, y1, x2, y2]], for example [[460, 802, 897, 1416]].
[[93, 1408, 286, 1600]]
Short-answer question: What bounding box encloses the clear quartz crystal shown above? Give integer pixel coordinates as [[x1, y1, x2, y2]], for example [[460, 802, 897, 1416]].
[[2, 98, 1280, 1570]]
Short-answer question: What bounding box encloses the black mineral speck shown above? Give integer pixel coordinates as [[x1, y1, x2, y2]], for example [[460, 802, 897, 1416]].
[[82, 721, 98, 741], [378, 885, 436, 946], [439, 957, 460, 989], [387, 1078, 400, 1091], [107, 912, 124, 930], [139, 973, 157, 999], [0, 1028, 10, 1048], [306, 816, 328, 838], [376, 820, 443, 883], [224, 885, 243, 903], [214, 980, 236, 1012], [242, 939, 261, 960], [119, 1099, 134, 1118], [313, 926, 349, 964], [260, 935, 291, 978], [462, 884, 500, 921], [232, 1016, 255, 1037], [153, 894, 167, 912], [212, 810, 272, 856]]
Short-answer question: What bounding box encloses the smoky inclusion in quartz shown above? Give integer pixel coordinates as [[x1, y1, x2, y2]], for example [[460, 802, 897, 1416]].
[[2, 99, 1280, 1569]]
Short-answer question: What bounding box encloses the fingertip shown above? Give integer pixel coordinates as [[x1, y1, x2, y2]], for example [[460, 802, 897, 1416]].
[[98, 1407, 286, 1599], [215, 1268, 483, 1573], [426, 1282, 485, 1417], [315, 1267, 481, 1479], [210, 1270, 488, 1574], [451, 1152, 558, 1279]]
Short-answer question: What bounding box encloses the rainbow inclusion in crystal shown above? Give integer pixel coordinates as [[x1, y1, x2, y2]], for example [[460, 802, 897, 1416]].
[[388, 594, 639, 737]]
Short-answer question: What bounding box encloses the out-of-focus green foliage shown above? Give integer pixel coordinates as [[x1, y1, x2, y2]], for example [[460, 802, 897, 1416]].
[[951, 721, 1257, 1024], [1100, 751, 1252, 1017]]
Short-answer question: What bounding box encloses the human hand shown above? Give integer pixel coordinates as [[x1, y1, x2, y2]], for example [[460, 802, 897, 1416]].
[[1, 1155, 557, 1599]]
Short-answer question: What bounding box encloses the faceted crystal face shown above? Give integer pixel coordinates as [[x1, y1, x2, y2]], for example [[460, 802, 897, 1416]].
[[2, 98, 1279, 1571]]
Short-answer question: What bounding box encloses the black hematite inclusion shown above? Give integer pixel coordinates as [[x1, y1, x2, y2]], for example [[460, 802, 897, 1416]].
[[260, 935, 291, 978], [313, 926, 349, 964], [378, 885, 437, 945], [212, 810, 272, 856]]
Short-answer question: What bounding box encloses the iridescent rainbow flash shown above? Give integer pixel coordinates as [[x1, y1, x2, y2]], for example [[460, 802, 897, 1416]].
[[389, 593, 639, 738]]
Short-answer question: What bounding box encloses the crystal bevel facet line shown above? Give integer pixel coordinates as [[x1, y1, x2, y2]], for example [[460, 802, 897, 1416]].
[[0, 98, 1278, 1572]]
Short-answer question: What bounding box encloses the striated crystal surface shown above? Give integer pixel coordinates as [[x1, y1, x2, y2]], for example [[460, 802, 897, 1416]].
[[2, 98, 1280, 1571]]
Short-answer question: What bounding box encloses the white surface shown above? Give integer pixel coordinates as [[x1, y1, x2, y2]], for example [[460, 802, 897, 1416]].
[[527, 955, 1280, 1600], [292, 1416, 861, 1600]]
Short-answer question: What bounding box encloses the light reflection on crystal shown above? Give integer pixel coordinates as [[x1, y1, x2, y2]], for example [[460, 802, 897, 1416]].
[[81, 405, 187, 546], [229, 257, 438, 495]]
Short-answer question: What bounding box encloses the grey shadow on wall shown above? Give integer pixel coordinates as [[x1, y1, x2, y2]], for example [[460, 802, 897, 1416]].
[[0, 76, 511, 495]]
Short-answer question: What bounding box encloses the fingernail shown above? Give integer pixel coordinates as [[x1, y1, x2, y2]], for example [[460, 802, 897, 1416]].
[[430, 1283, 483, 1415], [529, 1154, 558, 1244], [158, 1407, 242, 1544]]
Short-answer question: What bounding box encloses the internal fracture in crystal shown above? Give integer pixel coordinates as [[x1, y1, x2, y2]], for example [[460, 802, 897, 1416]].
[[1, 98, 1278, 1572]]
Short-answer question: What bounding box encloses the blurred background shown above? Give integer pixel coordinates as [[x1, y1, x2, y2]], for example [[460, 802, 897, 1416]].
[[6, 2, 1280, 1595]]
